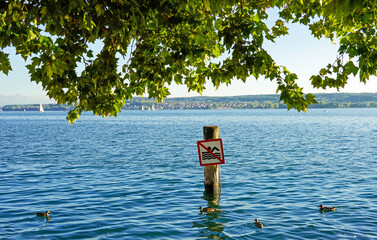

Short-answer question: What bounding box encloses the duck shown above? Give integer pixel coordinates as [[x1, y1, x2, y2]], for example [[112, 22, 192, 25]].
[[318, 205, 336, 211], [254, 219, 263, 228], [36, 210, 51, 217], [198, 207, 215, 213]]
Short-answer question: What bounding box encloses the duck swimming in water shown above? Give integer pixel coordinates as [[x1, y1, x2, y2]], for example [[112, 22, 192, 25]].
[[198, 207, 215, 213], [36, 211, 51, 217], [318, 205, 336, 211], [254, 219, 263, 228]]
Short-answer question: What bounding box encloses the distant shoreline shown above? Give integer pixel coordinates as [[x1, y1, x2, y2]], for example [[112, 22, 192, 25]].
[[1, 93, 377, 111]]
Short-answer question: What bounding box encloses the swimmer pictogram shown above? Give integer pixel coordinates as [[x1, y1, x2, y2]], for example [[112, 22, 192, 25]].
[[197, 139, 225, 166]]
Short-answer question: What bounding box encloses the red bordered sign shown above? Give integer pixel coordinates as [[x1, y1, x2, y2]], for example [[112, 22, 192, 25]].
[[197, 138, 225, 166]]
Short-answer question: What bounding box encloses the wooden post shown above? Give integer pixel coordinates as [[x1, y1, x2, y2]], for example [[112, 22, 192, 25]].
[[203, 126, 221, 196]]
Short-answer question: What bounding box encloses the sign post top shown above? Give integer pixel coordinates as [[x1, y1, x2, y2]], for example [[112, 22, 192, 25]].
[[197, 138, 225, 166]]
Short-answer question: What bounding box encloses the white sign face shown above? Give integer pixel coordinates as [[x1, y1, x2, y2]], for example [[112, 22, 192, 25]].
[[197, 138, 225, 166]]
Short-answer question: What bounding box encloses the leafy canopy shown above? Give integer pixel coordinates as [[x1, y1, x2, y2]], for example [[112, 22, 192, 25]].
[[1, 0, 376, 122]]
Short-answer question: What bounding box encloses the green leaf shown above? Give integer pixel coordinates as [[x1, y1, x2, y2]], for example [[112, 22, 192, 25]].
[[204, 0, 211, 12], [87, 50, 94, 58], [174, 74, 183, 85], [95, 4, 104, 16], [194, 33, 206, 45], [46, 63, 53, 79], [212, 44, 221, 57], [0, 52, 12, 75]]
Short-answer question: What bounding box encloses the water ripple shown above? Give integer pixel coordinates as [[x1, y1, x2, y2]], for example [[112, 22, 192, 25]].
[[1, 109, 377, 239]]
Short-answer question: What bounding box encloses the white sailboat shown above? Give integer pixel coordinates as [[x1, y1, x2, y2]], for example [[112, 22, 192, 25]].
[[151, 104, 155, 111], [142, 105, 144, 111], [39, 103, 45, 112]]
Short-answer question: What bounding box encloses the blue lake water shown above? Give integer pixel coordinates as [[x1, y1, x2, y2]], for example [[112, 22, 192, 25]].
[[1, 109, 377, 239]]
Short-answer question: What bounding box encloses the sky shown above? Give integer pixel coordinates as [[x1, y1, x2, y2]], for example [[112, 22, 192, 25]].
[[1, 14, 376, 106]]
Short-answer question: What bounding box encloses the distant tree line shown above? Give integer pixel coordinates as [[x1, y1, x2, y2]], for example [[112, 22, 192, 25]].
[[124, 93, 377, 110], [2, 93, 377, 111], [1, 104, 71, 111]]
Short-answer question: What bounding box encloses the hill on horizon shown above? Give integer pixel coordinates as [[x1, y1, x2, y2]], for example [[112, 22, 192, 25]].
[[2, 92, 377, 111]]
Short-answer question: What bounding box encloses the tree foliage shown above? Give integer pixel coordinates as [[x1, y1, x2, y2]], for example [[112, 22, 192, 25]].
[[1, 0, 376, 122]]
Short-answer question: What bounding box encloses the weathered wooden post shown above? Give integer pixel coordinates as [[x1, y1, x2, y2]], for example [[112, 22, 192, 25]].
[[203, 126, 221, 196]]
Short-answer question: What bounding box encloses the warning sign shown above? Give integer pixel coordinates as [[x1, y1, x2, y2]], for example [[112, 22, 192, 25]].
[[197, 138, 225, 166]]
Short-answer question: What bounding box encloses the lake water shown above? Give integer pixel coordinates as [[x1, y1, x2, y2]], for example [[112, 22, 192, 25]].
[[1, 109, 377, 239]]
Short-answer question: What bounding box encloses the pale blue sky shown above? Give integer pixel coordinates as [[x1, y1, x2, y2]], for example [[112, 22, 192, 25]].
[[1, 16, 376, 106]]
